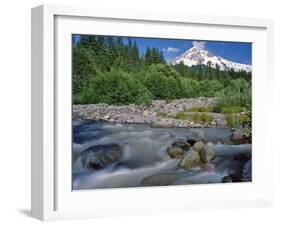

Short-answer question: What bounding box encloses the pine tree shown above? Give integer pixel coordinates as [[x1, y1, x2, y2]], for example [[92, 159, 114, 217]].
[[95, 36, 110, 71], [113, 37, 125, 68], [151, 47, 159, 64], [133, 41, 139, 60], [72, 47, 96, 94], [106, 36, 118, 66], [145, 47, 152, 66], [159, 51, 166, 64]]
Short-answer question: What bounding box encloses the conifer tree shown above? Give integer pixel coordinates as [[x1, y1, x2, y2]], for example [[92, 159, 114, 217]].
[[145, 47, 152, 66]]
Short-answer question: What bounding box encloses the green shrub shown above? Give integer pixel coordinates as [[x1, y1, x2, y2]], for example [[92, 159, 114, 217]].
[[185, 105, 245, 115], [174, 112, 187, 120], [216, 78, 251, 111], [180, 78, 201, 98], [199, 79, 223, 97], [220, 106, 245, 114], [72, 47, 96, 94], [143, 64, 182, 99], [77, 69, 153, 105], [73, 94, 84, 104], [192, 113, 214, 124], [178, 78, 223, 98], [225, 114, 251, 127], [148, 64, 181, 78]]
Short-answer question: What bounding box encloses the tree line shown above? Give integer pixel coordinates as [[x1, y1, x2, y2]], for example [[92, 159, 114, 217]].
[[72, 35, 252, 111]]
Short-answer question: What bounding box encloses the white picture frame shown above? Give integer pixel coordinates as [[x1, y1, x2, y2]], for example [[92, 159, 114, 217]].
[[31, 4, 274, 221]]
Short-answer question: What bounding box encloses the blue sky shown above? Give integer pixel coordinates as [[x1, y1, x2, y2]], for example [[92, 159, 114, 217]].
[[74, 35, 252, 65], [124, 37, 252, 65]]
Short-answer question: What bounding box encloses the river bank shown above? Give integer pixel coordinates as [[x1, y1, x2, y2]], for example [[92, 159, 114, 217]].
[[73, 97, 229, 128]]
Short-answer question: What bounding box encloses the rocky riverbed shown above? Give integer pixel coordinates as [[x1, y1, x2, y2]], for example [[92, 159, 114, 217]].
[[73, 97, 227, 128], [72, 122, 252, 190]]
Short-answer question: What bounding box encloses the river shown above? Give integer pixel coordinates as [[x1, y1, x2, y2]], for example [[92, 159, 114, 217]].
[[72, 121, 251, 190]]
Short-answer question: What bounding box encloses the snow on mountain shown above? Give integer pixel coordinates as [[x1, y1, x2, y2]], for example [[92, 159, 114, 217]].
[[171, 47, 251, 72]]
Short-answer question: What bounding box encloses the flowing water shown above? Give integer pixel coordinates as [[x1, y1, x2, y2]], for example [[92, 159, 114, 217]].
[[73, 121, 251, 190]]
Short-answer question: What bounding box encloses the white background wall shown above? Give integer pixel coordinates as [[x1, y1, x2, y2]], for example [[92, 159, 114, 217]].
[[0, 0, 280, 225]]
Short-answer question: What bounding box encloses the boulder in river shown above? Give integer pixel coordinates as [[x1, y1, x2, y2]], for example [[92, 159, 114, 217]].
[[178, 149, 201, 169], [151, 120, 173, 128], [80, 143, 122, 169], [167, 146, 184, 159], [242, 160, 252, 182], [187, 129, 204, 145], [200, 142, 216, 163], [230, 128, 251, 144], [171, 139, 190, 151], [193, 141, 204, 152], [141, 172, 176, 186]]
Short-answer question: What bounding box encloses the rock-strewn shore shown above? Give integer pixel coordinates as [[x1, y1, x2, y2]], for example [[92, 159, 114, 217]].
[[73, 97, 227, 128]]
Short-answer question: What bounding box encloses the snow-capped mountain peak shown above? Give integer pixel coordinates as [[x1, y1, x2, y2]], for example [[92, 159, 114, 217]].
[[171, 47, 251, 72]]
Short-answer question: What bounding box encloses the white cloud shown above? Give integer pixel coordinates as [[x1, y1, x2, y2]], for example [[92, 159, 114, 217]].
[[192, 41, 206, 49], [163, 47, 179, 52]]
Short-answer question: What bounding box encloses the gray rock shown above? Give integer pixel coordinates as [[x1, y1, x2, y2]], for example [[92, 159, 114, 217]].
[[215, 139, 224, 145], [187, 129, 204, 145], [171, 139, 191, 151], [231, 128, 244, 143], [231, 128, 251, 144], [178, 149, 201, 169], [167, 146, 184, 159], [141, 172, 176, 186], [200, 142, 216, 163], [151, 121, 173, 128], [80, 143, 122, 169], [193, 141, 204, 152], [215, 117, 227, 126], [242, 160, 252, 182]]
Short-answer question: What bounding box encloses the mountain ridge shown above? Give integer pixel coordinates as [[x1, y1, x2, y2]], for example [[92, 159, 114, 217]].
[[171, 47, 251, 72]]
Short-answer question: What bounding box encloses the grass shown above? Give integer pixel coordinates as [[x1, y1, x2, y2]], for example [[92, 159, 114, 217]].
[[158, 108, 251, 127], [184, 106, 214, 113], [174, 112, 188, 120], [175, 112, 214, 124], [216, 106, 245, 114], [157, 110, 214, 125], [225, 114, 251, 127], [185, 105, 244, 114], [193, 113, 214, 124]]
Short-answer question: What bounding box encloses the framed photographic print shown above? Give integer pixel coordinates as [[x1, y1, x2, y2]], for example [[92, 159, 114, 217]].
[[31, 4, 274, 221]]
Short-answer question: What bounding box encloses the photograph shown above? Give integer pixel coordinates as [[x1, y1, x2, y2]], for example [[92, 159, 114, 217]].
[[72, 34, 252, 190]]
